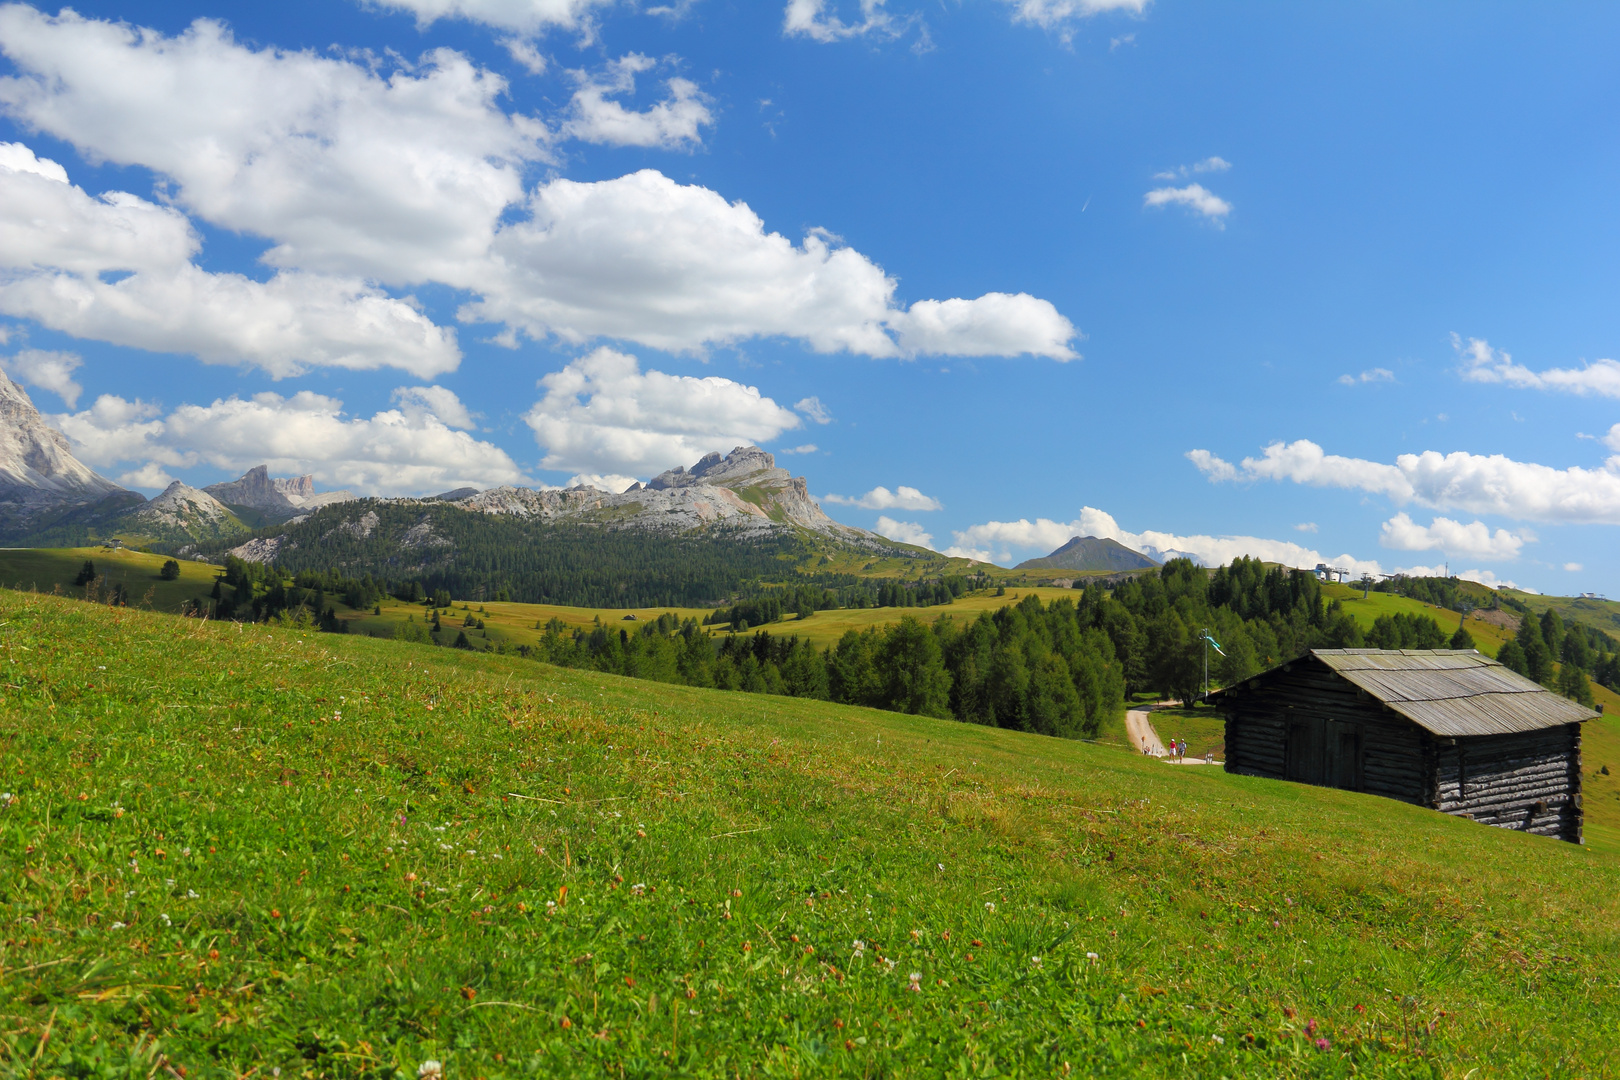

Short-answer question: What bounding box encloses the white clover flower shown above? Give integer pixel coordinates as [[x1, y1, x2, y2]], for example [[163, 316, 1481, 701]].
[[1211, 1035, 1225, 1045], [110, 921, 127, 930], [1086, 952, 1100, 961], [187, 889, 200, 899], [985, 902, 996, 912], [630, 883, 646, 895], [1031, 956, 1042, 966], [160, 914, 171, 926], [418, 1061, 443, 1080]]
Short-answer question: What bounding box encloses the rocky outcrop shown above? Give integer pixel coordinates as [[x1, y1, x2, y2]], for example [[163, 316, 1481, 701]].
[[0, 370, 131, 534], [228, 536, 285, 562], [204, 465, 354, 522], [123, 481, 248, 542], [443, 446, 876, 541]]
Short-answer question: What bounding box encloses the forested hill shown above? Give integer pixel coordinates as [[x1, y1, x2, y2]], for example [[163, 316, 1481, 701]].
[[207, 499, 895, 608]]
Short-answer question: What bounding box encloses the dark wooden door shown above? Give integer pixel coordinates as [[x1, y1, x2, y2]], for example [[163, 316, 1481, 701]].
[[1326, 720, 1363, 792], [1285, 717, 1324, 784]]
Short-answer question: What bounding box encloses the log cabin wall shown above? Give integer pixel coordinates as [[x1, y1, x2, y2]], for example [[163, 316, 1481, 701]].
[[1431, 724, 1583, 843], [1220, 659, 1428, 805], [1217, 650, 1588, 844]]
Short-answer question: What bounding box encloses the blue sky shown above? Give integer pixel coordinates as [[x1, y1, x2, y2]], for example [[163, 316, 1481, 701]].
[[2, 0, 1618, 595]]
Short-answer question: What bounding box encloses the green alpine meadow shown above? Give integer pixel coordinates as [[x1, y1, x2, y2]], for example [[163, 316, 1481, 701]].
[[4, 590, 1618, 1077]]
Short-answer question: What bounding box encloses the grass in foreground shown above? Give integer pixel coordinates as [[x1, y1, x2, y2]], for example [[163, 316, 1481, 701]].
[[4, 593, 1620, 1077]]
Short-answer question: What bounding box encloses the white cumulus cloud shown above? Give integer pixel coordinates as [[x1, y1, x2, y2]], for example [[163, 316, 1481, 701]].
[[51, 390, 528, 495], [944, 506, 1384, 577], [464, 170, 1079, 359], [1143, 183, 1231, 226], [0, 9, 1075, 364], [1189, 439, 1620, 525], [1378, 512, 1528, 560], [823, 485, 942, 511], [370, 0, 613, 34], [888, 293, 1079, 361], [0, 145, 461, 378], [392, 385, 477, 429], [1, 347, 82, 408], [562, 54, 713, 150], [524, 347, 802, 479], [779, 444, 818, 455], [783, 0, 899, 42], [1003, 0, 1148, 33], [874, 516, 934, 548], [1453, 334, 1620, 399], [0, 8, 551, 283]]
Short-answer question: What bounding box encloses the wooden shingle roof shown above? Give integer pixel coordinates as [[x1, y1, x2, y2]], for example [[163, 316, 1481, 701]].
[[1310, 649, 1594, 737]]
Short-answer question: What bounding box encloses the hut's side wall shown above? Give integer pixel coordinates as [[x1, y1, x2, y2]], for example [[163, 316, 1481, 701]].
[[1219, 660, 1427, 805], [1432, 723, 1583, 843]]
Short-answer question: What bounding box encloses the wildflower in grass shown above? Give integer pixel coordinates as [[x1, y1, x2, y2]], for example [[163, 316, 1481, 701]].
[[160, 913, 171, 926], [1030, 956, 1042, 966], [908, 972, 922, 992], [1086, 952, 1100, 961], [110, 921, 126, 930], [852, 939, 866, 957], [985, 902, 995, 912], [1305, 1019, 1317, 1035], [631, 883, 645, 895], [1315, 1037, 1331, 1051], [418, 1060, 443, 1079], [1211, 1035, 1225, 1044]]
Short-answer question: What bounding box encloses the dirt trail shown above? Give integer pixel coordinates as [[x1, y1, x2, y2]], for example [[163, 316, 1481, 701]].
[[1125, 702, 1223, 765], [1125, 706, 1167, 757]]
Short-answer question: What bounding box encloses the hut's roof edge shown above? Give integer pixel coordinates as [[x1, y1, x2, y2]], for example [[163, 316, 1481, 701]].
[[1209, 648, 1596, 738]]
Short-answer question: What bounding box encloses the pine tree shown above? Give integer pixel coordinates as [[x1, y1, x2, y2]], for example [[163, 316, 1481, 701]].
[[74, 559, 96, 586], [1556, 663, 1596, 708]]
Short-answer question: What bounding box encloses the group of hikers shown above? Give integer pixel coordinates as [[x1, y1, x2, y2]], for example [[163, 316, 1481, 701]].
[[1142, 735, 1190, 760], [1140, 734, 1214, 763]]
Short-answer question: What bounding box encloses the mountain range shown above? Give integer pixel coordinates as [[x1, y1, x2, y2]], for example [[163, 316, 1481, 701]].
[[0, 374, 894, 573], [0, 372, 349, 547], [225, 445, 888, 567]]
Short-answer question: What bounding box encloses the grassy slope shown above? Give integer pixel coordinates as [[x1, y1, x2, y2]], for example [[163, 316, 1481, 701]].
[[0, 546, 221, 613], [1501, 590, 1620, 638], [1319, 584, 1517, 656], [4, 593, 1620, 1077], [355, 587, 1085, 652]]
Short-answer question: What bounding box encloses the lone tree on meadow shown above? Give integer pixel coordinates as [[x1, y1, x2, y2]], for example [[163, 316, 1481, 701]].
[[74, 560, 96, 586], [160, 559, 181, 581]]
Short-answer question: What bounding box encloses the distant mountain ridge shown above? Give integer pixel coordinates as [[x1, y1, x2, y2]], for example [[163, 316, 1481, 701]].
[[228, 445, 889, 567], [1015, 535, 1160, 573], [204, 465, 354, 524]]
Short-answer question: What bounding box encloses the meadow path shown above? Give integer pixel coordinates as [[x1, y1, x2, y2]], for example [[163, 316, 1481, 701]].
[[1125, 704, 1167, 757]]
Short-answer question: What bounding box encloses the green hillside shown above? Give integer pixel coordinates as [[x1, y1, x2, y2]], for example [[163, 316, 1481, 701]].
[[1503, 589, 1620, 638], [0, 545, 222, 612], [4, 592, 1619, 1076]]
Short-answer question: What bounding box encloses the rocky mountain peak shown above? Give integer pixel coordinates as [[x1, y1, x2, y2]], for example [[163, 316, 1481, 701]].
[[0, 369, 128, 518], [204, 464, 354, 522]]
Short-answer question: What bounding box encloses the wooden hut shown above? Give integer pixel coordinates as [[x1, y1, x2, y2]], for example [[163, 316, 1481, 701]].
[[1209, 649, 1595, 843]]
